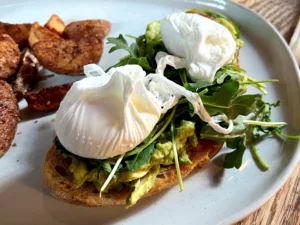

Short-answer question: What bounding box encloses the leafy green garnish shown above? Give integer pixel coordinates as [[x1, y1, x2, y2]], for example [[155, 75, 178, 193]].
[[107, 34, 138, 57], [201, 80, 261, 119], [200, 116, 247, 169], [245, 99, 300, 170], [171, 122, 184, 191], [106, 29, 166, 73], [125, 142, 156, 171], [106, 34, 154, 71], [200, 116, 246, 141], [224, 135, 246, 169], [179, 69, 212, 92]]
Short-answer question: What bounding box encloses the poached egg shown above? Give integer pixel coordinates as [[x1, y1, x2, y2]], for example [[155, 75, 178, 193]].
[[158, 12, 236, 82]]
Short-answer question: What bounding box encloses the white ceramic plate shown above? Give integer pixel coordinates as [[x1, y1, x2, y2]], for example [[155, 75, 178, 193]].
[[0, 0, 299, 225]]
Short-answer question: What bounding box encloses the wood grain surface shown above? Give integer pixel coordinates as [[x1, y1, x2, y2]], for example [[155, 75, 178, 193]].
[[232, 0, 300, 224]]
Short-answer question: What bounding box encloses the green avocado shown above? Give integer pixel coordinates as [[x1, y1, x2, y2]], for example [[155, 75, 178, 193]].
[[217, 18, 239, 39], [117, 167, 151, 182], [175, 120, 196, 153], [179, 151, 193, 165], [145, 20, 162, 46], [69, 157, 88, 185], [126, 164, 160, 208], [151, 142, 174, 165], [150, 120, 195, 166]]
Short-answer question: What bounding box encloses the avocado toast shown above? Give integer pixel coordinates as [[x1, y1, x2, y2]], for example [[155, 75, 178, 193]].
[[44, 139, 221, 207], [43, 8, 299, 209]]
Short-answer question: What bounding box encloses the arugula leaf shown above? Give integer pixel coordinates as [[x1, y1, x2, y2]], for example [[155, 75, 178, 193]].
[[107, 34, 138, 57], [214, 68, 239, 84], [106, 56, 153, 72], [101, 162, 112, 173], [200, 116, 246, 141], [189, 81, 213, 91], [106, 34, 155, 71], [179, 69, 212, 92], [125, 142, 156, 171], [127, 57, 153, 71], [201, 80, 261, 119], [136, 35, 146, 56], [200, 116, 247, 169], [224, 135, 246, 169], [105, 57, 130, 72]]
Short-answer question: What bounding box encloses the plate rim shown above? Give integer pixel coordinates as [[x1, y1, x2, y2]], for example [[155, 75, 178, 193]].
[[199, 0, 300, 224], [0, 0, 299, 224]]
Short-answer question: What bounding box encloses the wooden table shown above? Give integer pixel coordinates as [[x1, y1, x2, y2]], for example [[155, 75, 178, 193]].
[[232, 0, 300, 224]]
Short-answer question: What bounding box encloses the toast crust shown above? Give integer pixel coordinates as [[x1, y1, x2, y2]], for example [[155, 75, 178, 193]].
[[43, 139, 222, 207]]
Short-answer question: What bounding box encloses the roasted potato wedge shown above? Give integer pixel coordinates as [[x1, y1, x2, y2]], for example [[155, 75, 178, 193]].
[[63, 19, 111, 40], [0, 80, 19, 157], [0, 34, 21, 80], [29, 22, 60, 47], [25, 83, 72, 112], [0, 22, 31, 48], [32, 38, 103, 75], [45, 14, 65, 36], [12, 49, 40, 100]]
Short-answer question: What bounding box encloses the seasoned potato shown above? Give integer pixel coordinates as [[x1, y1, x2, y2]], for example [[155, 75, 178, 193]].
[[25, 83, 72, 112], [32, 37, 103, 75], [29, 22, 60, 47], [0, 80, 18, 157], [12, 49, 40, 100], [0, 34, 21, 80], [0, 22, 31, 48], [63, 19, 111, 40], [45, 14, 65, 35]]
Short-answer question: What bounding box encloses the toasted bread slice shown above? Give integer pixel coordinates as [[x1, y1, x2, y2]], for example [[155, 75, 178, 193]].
[[43, 139, 222, 207]]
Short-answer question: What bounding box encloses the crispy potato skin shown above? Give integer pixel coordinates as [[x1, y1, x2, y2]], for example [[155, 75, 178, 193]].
[[63, 19, 111, 40], [0, 22, 31, 48], [28, 22, 60, 47], [25, 83, 72, 112], [0, 80, 18, 157], [45, 15, 65, 36], [32, 38, 103, 75], [12, 49, 39, 100], [0, 34, 21, 80]]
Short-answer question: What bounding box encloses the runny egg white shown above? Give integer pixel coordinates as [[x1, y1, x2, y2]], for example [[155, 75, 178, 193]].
[[157, 12, 236, 83], [55, 64, 233, 159]]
